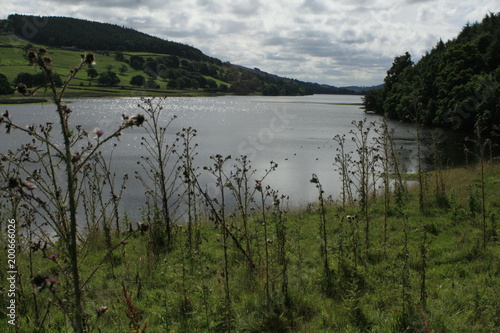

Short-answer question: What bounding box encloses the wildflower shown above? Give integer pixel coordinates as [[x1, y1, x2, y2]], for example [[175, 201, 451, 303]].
[[32, 274, 47, 287], [49, 278, 57, 285], [60, 104, 72, 114], [8, 177, 19, 189], [309, 174, 319, 184], [48, 254, 58, 260], [255, 180, 262, 192], [21, 178, 37, 190], [137, 221, 150, 232], [30, 240, 42, 252], [42, 56, 52, 68], [27, 49, 38, 65], [93, 127, 104, 139], [17, 83, 28, 95], [96, 306, 109, 317], [122, 114, 146, 127], [82, 53, 96, 65], [346, 214, 357, 222], [71, 152, 81, 164]]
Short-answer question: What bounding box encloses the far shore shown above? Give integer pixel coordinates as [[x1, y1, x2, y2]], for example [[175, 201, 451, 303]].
[[0, 88, 364, 104]]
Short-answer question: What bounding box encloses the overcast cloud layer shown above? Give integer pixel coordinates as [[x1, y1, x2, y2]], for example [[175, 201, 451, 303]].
[[2, 1, 498, 86]]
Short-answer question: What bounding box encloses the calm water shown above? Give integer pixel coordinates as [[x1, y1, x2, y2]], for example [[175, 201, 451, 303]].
[[0, 95, 457, 221]]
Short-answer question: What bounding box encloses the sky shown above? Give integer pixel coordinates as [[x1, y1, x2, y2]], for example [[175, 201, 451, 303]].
[[2, 0, 499, 86]]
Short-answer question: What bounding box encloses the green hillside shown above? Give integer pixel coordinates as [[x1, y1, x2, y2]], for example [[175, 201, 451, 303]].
[[7, 14, 210, 61], [0, 15, 356, 98], [0, 32, 232, 99]]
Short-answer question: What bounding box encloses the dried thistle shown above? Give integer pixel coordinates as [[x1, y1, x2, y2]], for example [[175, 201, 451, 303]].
[[123, 114, 146, 127], [16, 83, 29, 95], [82, 53, 96, 65]]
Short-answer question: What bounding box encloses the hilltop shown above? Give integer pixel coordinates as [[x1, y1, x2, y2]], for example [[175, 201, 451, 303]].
[[0, 14, 356, 98]]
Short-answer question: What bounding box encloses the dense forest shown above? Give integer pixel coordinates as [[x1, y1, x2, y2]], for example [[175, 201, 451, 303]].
[[1, 14, 356, 96], [363, 12, 500, 132]]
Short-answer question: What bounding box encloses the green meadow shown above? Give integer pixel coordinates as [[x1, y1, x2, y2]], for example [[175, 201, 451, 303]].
[[0, 33, 227, 100], [1, 158, 499, 332]]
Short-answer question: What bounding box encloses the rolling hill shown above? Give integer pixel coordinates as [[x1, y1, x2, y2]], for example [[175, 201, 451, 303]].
[[0, 14, 356, 97]]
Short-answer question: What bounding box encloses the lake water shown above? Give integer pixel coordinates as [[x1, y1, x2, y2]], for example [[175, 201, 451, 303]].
[[0, 95, 459, 222]]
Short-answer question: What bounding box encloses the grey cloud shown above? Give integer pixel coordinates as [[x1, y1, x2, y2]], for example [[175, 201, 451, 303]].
[[321, 68, 346, 76], [292, 40, 339, 58], [333, 54, 393, 67], [217, 20, 248, 34], [262, 29, 365, 61], [300, 0, 329, 14], [230, 0, 261, 17], [262, 36, 291, 47], [290, 33, 361, 58], [46, 0, 160, 8], [196, 0, 222, 13], [338, 29, 373, 44], [406, 0, 434, 3], [266, 53, 306, 62], [262, 35, 336, 58]]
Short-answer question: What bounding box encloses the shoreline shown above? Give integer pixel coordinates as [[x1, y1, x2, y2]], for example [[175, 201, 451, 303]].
[[0, 90, 362, 104]]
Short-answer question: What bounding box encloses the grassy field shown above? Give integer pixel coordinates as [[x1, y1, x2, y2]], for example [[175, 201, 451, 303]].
[[0, 33, 228, 99], [1, 160, 499, 332]]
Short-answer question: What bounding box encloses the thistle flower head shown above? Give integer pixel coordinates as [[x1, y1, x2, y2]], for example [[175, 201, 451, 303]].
[[96, 306, 109, 317], [28, 49, 38, 65], [123, 114, 146, 127], [17, 83, 28, 95], [93, 127, 104, 138], [8, 177, 19, 189], [22, 178, 37, 190], [82, 53, 96, 65], [32, 274, 47, 287], [71, 152, 81, 164]]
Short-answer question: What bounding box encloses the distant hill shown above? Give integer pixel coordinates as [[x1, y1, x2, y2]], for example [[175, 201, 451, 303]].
[[248, 67, 357, 95], [6, 14, 211, 62], [340, 84, 383, 93], [1, 14, 356, 96]]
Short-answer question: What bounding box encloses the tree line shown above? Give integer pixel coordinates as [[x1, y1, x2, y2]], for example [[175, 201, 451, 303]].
[[363, 12, 500, 132]]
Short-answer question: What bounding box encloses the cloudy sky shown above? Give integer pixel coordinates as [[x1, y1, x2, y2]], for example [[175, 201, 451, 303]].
[[2, 1, 498, 86]]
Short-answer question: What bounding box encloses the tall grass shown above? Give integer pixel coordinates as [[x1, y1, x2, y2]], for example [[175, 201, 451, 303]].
[[0, 51, 499, 332]]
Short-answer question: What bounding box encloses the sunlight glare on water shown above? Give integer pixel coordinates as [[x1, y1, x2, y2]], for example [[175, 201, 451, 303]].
[[1, 95, 441, 221]]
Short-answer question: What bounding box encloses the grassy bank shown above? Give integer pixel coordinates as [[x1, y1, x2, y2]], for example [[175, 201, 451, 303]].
[[1, 162, 499, 332]]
